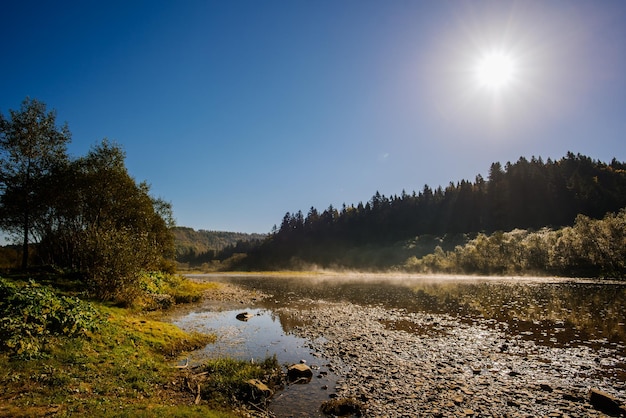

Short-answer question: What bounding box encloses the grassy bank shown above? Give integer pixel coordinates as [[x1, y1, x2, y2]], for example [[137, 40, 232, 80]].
[[0, 273, 266, 417]]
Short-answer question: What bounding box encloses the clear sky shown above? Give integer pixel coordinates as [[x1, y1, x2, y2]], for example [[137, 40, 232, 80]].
[[1, 0, 625, 234]]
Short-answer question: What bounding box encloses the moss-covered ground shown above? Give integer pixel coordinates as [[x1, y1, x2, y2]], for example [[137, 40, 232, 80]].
[[0, 273, 258, 418]]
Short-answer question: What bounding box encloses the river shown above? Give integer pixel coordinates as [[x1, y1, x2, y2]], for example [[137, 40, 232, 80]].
[[170, 274, 626, 417]]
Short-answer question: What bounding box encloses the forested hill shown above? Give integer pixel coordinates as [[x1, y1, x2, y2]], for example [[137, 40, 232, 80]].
[[250, 152, 626, 269], [172, 227, 266, 262]]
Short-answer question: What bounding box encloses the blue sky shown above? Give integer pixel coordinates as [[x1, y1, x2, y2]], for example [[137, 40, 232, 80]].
[[2, 0, 625, 233]]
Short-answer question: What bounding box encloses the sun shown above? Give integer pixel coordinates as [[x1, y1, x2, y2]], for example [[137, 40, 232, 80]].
[[474, 51, 518, 92]]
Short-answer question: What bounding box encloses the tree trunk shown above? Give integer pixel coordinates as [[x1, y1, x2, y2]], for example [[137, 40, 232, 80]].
[[21, 210, 28, 269]]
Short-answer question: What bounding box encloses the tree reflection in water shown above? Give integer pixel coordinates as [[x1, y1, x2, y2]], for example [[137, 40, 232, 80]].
[[203, 275, 626, 354]]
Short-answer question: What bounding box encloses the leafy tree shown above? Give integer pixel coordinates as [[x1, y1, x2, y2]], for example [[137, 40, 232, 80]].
[[0, 98, 176, 301], [0, 98, 70, 268], [39, 140, 175, 302]]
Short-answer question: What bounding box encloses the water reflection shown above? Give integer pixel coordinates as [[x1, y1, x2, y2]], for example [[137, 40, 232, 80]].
[[189, 274, 626, 355], [170, 299, 339, 417], [178, 274, 626, 416], [171, 307, 320, 364]]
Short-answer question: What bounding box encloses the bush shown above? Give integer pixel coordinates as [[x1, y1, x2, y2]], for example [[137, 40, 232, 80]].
[[400, 208, 626, 277], [138, 272, 208, 310], [0, 278, 101, 359]]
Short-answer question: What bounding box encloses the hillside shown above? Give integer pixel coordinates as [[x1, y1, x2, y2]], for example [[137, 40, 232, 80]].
[[241, 152, 626, 273], [172, 227, 266, 263]]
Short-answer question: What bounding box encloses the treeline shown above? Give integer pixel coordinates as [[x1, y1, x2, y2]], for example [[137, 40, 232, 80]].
[[0, 98, 174, 302], [173, 227, 265, 265], [240, 153, 626, 276]]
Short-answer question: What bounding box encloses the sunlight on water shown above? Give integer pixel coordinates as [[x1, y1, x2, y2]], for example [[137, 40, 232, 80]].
[[177, 274, 626, 416], [196, 274, 626, 352], [172, 307, 321, 364]]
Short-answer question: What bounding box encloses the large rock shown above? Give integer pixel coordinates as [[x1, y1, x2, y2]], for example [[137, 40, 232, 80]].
[[589, 388, 626, 416], [245, 378, 272, 399], [287, 363, 313, 382]]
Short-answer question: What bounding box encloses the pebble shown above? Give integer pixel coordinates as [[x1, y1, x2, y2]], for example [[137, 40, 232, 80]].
[[276, 301, 626, 417]]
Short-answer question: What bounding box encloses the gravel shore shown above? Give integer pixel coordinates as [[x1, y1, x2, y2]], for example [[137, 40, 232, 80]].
[[278, 301, 626, 417], [186, 277, 626, 417]]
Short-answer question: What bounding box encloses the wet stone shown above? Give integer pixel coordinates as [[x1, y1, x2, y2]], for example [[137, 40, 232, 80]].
[[235, 312, 254, 321], [276, 300, 626, 417], [588, 388, 626, 416], [183, 277, 626, 417]]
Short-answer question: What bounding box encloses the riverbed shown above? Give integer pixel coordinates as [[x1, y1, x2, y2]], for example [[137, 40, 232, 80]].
[[171, 273, 626, 417]]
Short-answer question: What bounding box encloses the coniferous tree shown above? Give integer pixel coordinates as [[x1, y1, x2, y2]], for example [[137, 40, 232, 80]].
[[247, 153, 626, 271]]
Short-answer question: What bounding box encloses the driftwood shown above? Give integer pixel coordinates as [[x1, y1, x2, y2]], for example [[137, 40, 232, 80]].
[[248, 401, 276, 417], [185, 377, 194, 393], [290, 377, 311, 384], [194, 383, 202, 405]]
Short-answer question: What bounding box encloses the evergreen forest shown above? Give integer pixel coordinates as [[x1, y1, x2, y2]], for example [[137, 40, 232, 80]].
[[234, 153, 626, 277]]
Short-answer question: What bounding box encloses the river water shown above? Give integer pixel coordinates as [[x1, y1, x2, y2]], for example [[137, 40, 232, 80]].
[[171, 274, 626, 416]]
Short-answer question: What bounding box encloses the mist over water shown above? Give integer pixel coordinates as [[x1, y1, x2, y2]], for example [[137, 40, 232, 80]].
[[190, 273, 626, 351], [174, 274, 626, 415]]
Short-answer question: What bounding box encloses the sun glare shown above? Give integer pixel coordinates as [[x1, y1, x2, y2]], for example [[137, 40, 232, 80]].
[[474, 51, 517, 92]]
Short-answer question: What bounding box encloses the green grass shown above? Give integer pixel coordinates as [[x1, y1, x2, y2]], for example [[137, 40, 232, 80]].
[[196, 356, 283, 408], [138, 272, 220, 309], [0, 275, 241, 418]]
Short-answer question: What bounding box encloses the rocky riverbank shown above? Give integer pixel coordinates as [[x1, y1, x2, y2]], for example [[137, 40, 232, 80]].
[[185, 277, 626, 417], [277, 301, 626, 417]]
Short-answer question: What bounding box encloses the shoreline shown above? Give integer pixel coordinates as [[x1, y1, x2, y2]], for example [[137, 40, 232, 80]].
[[184, 275, 626, 417], [186, 271, 625, 285], [283, 300, 626, 417]]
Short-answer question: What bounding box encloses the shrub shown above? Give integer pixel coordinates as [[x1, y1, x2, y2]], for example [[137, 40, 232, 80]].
[[0, 278, 101, 359], [138, 272, 209, 310]]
